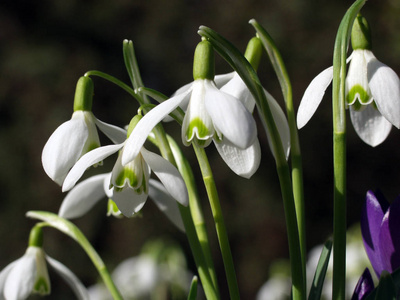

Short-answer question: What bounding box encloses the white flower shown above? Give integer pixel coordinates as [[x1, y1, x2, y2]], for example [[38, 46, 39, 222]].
[[58, 173, 185, 231], [42, 111, 126, 185], [0, 246, 88, 300], [297, 49, 400, 147], [123, 72, 289, 179], [61, 127, 188, 218]]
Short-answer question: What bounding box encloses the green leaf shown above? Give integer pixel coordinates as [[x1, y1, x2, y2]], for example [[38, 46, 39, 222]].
[[187, 276, 198, 300], [374, 271, 397, 300], [308, 239, 332, 300]]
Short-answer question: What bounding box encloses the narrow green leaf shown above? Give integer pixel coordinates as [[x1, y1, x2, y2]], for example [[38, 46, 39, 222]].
[[374, 271, 397, 300], [187, 276, 198, 300], [308, 239, 332, 300]]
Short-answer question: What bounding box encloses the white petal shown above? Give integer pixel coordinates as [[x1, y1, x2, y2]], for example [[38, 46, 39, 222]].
[[4, 249, 37, 300], [214, 72, 236, 88], [95, 118, 127, 144], [140, 148, 188, 207], [42, 116, 88, 185], [205, 81, 257, 149], [59, 173, 109, 219], [122, 90, 189, 165], [112, 188, 148, 217], [148, 179, 185, 232], [62, 144, 123, 192], [0, 261, 18, 300], [220, 72, 255, 112], [264, 89, 291, 159], [214, 139, 261, 179], [349, 105, 392, 147], [366, 50, 400, 128], [297, 66, 333, 129], [46, 256, 89, 300]]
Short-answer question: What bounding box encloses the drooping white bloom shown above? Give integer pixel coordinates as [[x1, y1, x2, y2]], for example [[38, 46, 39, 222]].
[[297, 16, 400, 147], [58, 173, 185, 231], [62, 124, 188, 218], [42, 111, 126, 186], [0, 246, 89, 300]]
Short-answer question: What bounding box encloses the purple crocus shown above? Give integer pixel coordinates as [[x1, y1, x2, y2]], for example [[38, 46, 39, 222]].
[[361, 190, 400, 278], [351, 268, 374, 300]]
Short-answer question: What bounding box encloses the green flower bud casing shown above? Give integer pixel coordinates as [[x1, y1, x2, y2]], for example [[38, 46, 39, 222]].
[[351, 14, 372, 50], [244, 37, 263, 71], [193, 39, 215, 80], [73, 76, 94, 112]]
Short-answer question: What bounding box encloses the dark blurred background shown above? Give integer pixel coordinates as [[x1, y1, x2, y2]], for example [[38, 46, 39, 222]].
[[1, 0, 400, 298]]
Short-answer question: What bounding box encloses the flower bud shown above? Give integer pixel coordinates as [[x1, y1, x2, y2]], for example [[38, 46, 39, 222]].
[[127, 115, 143, 137], [193, 39, 215, 80], [351, 14, 372, 50], [73, 76, 94, 111]]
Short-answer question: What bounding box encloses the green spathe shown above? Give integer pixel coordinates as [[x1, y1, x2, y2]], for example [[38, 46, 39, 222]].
[[28, 226, 44, 248], [193, 39, 215, 80], [73, 76, 94, 112], [351, 14, 372, 50]]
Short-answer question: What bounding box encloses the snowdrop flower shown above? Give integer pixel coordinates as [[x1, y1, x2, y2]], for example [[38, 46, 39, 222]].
[[62, 115, 188, 218], [42, 76, 126, 185], [0, 227, 88, 300], [58, 172, 185, 231], [297, 15, 400, 146]]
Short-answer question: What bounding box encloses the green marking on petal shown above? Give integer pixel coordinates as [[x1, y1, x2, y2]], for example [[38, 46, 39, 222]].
[[33, 277, 50, 295], [115, 168, 138, 188], [347, 84, 370, 106], [186, 117, 210, 141], [107, 199, 123, 218], [87, 142, 100, 152]]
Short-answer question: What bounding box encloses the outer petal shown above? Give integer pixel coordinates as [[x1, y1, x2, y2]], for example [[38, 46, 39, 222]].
[[366, 50, 400, 128], [349, 105, 392, 147], [264, 89, 291, 159], [214, 139, 261, 179], [0, 261, 18, 300], [297, 66, 333, 129], [378, 196, 400, 275], [141, 148, 188, 207], [46, 256, 89, 300], [361, 190, 389, 277], [122, 90, 190, 165], [205, 81, 257, 149], [148, 179, 185, 232], [59, 173, 109, 219], [42, 116, 88, 185], [112, 188, 148, 217], [4, 248, 39, 299], [95, 119, 127, 144], [214, 72, 236, 88], [351, 268, 374, 300], [220, 72, 255, 112], [62, 144, 123, 192]]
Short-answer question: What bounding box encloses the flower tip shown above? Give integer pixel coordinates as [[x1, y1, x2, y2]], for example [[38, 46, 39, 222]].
[[248, 19, 256, 25]]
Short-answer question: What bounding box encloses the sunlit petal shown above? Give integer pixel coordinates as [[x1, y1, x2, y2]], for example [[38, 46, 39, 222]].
[[59, 174, 109, 219], [346, 50, 371, 106], [0, 261, 18, 299], [205, 81, 257, 149], [141, 148, 188, 207], [297, 66, 333, 129], [42, 116, 88, 185], [62, 144, 123, 192], [122, 90, 190, 165], [112, 188, 148, 217], [349, 105, 392, 147], [214, 72, 235, 88], [46, 256, 89, 300], [220, 72, 255, 112], [148, 179, 185, 232], [366, 50, 400, 128], [214, 139, 261, 179], [95, 118, 127, 144]]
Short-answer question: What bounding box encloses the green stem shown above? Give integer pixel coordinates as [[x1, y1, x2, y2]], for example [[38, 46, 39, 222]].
[[26, 212, 123, 300], [193, 145, 240, 300], [331, 1, 366, 299], [250, 21, 306, 292]]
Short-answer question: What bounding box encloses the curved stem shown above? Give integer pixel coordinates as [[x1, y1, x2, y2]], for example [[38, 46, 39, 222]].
[[193, 145, 240, 300], [27, 212, 123, 300]]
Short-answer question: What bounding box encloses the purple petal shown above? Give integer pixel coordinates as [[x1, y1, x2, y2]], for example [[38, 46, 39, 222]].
[[361, 190, 389, 277], [351, 268, 374, 300], [379, 195, 400, 275]]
